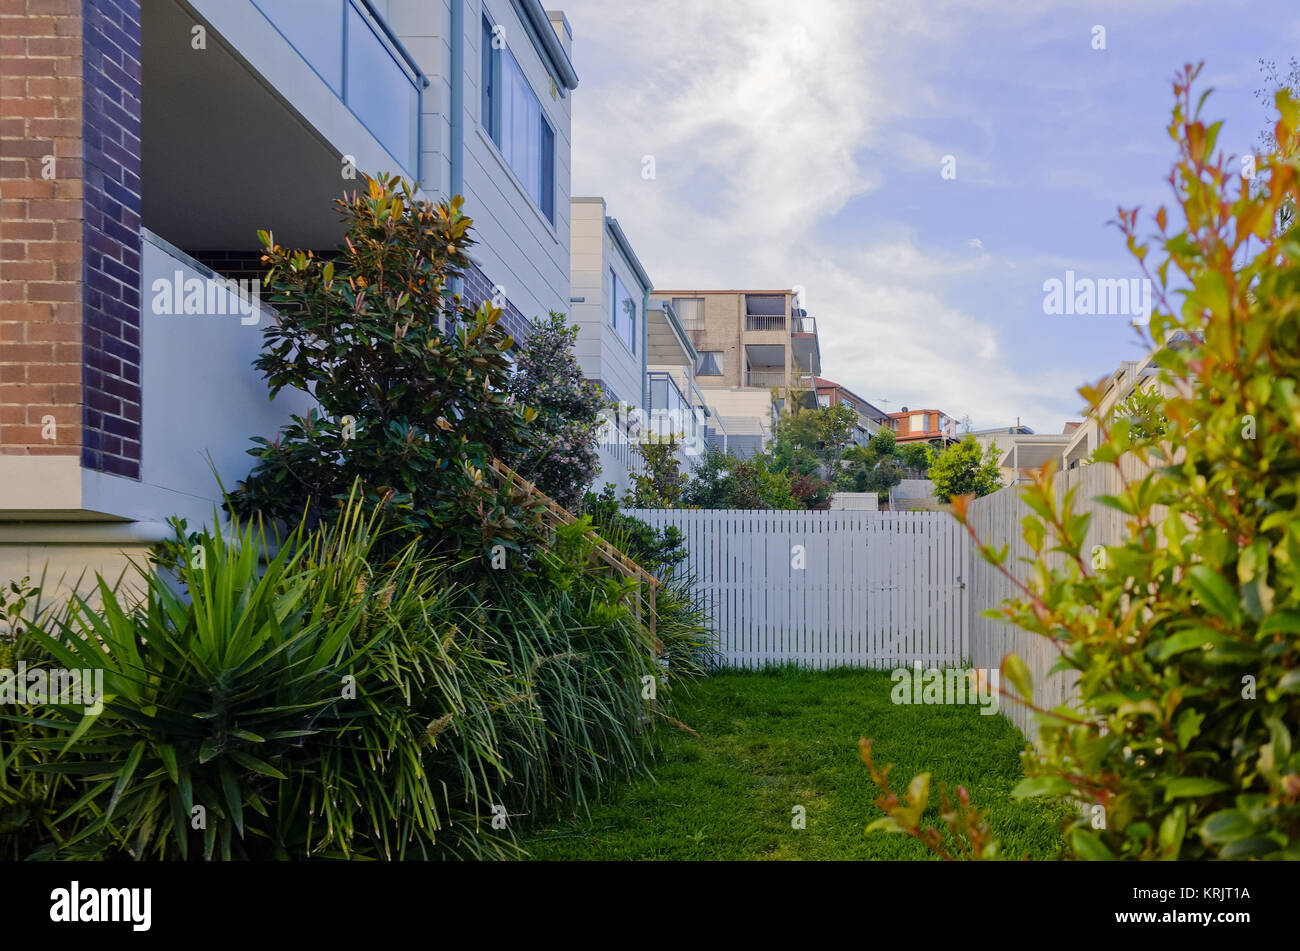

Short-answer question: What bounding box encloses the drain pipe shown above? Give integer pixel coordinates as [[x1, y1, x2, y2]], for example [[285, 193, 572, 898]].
[[448, 0, 465, 303]]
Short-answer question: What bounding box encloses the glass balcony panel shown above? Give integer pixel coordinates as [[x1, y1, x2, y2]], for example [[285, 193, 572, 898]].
[[346, 3, 419, 173], [254, 0, 345, 93]]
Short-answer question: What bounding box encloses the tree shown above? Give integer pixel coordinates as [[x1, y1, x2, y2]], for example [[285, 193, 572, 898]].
[[506, 312, 606, 509], [680, 445, 799, 510], [836, 428, 904, 495], [773, 402, 857, 473], [926, 435, 1001, 502], [898, 442, 932, 476]]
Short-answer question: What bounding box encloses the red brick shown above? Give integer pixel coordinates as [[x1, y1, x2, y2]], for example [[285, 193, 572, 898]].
[[26, 362, 77, 384], [0, 342, 53, 363]]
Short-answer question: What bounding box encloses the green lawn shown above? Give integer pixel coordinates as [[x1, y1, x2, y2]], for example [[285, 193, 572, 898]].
[[518, 667, 1069, 860]]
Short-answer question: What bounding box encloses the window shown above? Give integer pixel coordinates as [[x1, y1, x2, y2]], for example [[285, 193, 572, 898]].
[[481, 16, 556, 222], [610, 268, 636, 353], [673, 297, 705, 328], [696, 351, 723, 376], [480, 16, 498, 141], [817, 394, 831, 408]]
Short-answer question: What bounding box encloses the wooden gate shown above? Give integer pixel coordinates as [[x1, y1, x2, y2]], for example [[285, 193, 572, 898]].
[[627, 509, 969, 669]]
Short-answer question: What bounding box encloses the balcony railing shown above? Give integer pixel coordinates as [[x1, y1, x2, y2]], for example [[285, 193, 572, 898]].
[[745, 369, 787, 388], [648, 370, 701, 447], [745, 314, 786, 332], [251, 0, 425, 176], [791, 315, 817, 335]]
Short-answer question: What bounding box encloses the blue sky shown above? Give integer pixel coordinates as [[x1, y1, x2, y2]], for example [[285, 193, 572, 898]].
[[560, 0, 1300, 432]]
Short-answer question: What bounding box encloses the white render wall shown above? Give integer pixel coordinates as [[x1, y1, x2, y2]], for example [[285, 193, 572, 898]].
[[569, 198, 644, 410], [81, 232, 315, 528]]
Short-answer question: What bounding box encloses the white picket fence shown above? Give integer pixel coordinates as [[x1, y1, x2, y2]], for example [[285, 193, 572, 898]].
[[965, 455, 1154, 743], [627, 509, 969, 669]]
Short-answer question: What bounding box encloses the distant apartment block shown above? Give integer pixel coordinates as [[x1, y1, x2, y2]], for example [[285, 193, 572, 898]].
[[649, 289, 822, 455]]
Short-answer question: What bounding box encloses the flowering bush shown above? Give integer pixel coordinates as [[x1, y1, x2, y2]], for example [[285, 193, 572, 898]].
[[505, 312, 606, 509]]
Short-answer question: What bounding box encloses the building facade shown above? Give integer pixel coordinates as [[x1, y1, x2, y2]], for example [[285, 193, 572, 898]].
[[813, 377, 890, 446], [0, 0, 576, 593]]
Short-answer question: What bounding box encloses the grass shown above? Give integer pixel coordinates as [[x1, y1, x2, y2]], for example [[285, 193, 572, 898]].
[[517, 667, 1070, 860]]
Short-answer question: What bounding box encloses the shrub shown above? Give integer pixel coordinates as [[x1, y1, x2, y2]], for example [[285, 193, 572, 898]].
[[624, 434, 688, 509], [2, 500, 521, 860], [582, 484, 687, 577], [681, 445, 800, 510]]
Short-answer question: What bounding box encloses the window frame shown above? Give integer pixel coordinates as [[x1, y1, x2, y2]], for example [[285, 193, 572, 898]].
[[480, 15, 556, 224], [696, 351, 724, 376], [609, 267, 637, 354]]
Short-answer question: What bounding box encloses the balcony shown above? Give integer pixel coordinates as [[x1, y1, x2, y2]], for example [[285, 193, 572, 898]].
[[745, 369, 787, 388], [143, 0, 426, 256], [648, 370, 708, 461], [790, 310, 821, 376], [250, 0, 424, 176]]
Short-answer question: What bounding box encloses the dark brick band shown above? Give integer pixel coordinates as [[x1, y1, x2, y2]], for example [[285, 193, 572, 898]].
[[80, 0, 141, 478]]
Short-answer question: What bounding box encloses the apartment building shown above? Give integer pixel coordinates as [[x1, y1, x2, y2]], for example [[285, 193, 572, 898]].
[[813, 377, 890, 446], [888, 407, 960, 447], [0, 0, 577, 591], [648, 289, 822, 456]]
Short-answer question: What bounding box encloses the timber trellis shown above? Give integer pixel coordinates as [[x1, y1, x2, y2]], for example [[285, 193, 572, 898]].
[[626, 509, 969, 670]]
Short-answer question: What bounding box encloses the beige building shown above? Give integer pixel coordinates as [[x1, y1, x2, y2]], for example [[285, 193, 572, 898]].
[[971, 424, 1074, 487], [648, 289, 822, 455]]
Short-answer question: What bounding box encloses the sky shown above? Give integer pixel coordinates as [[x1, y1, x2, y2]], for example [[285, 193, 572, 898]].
[[558, 0, 1300, 433]]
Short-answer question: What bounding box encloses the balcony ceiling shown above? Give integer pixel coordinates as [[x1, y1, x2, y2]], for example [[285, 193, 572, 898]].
[[744, 343, 785, 368], [142, 0, 354, 250]]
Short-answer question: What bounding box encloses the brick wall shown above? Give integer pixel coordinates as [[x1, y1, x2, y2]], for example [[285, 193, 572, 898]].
[[189, 248, 335, 285], [0, 0, 85, 458], [461, 260, 531, 347], [79, 0, 141, 478]]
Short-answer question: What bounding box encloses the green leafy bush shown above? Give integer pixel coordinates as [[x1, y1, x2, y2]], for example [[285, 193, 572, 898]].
[[2, 500, 521, 860], [624, 434, 688, 510], [681, 445, 800, 510], [505, 312, 607, 509]]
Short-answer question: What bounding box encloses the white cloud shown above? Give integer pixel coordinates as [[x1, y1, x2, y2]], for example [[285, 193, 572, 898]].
[[559, 0, 1146, 433]]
